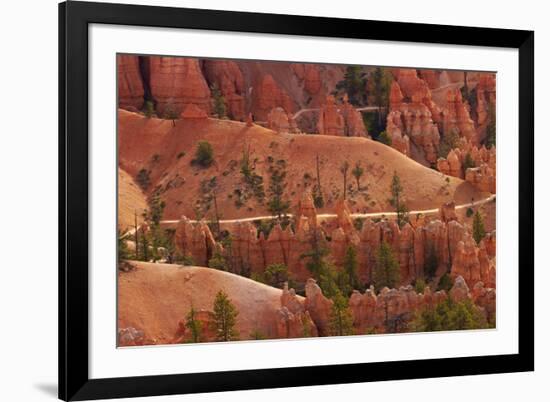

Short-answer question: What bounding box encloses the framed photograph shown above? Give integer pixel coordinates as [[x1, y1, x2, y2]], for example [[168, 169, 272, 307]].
[[59, 1, 534, 400]]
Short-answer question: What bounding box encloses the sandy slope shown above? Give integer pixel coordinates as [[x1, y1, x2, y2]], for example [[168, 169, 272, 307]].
[[118, 109, 488, 220], [118, 261, 292, 344], [117, 168, 148, 231]]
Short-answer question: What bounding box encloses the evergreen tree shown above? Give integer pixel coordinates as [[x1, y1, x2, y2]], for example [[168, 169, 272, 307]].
[[267, 165, 290, 220], [352, 161, 364, 191], [329, 291, 354, 336], [485, 103, 496, 148], [142, 192, 167, 262], [249, 329, 266, 340], [185, 306, 202, 343], [411, 297, 487, 332], [390, 171, 408, 228], [212, 290, 239, 342], [143, 100, 155, 118], [377, 130, 392, 146], [424, 242, 438, 280], [340, 161, 350, 199], [472, 210, 486, 244], [367, 67, 393, 109], [163, 102, 179, 126], [301, 230, 339, 297], [373, 241, 400, 291], [463, 152, 476, 172], [264, 263, 288, 288], [336, 66, 367, 105], [117, 229, 130, 263], [211, 83, 227, 118], [341, 245, 359, 294]]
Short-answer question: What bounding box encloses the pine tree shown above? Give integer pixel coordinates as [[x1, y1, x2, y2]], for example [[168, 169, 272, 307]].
[[336, 66, 367, 105], [267, 165, 290, 220], [185, 306, 202, 343], [424, 242, 438, 280], [390, 171, 408, 229], [264, 263, 288, 288], [373, 241, 400, 291], [340, 161, 350, 199], [341, 245, 359, 294], [329, 291, 354, 336], [211, 83, 227, 118], [472, 210, 486, 244], [212, 290, 239, 342], [352, 161, 364, 191]]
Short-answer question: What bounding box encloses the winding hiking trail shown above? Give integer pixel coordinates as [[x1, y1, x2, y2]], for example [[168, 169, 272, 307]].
[[156, 194, 496, 227], [292, 105, 383, 120]]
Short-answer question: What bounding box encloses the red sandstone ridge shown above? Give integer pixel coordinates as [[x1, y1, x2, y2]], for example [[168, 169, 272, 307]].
[[117, 55, 144, 111], [148, 56, 211, 116], [202, 60, 246, 120]]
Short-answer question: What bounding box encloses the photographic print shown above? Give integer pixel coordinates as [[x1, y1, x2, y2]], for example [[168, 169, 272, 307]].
[[116, 55, 497, 347]]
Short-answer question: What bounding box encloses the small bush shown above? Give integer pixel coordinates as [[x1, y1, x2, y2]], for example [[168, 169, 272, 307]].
[[177, 151, 186, 159], [437, 273, 453, 292], [466, 207, 474, 218], [377, 130, 392, 146], [193, 141, 214, 168], [414, 278, 427, 294], [136, 169, 151, 190]]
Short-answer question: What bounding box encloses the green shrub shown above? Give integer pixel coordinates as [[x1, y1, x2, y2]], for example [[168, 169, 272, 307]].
[[193, 141, 214, 168]]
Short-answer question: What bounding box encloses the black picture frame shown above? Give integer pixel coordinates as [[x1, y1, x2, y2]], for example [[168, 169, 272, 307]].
[[59, 1, 534, 400]]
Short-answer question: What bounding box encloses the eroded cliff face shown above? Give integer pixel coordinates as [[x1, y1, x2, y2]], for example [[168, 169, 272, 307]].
[[148, 56, 212, 116], [202, 59, 246, 120], [117, 55, 145, 111]]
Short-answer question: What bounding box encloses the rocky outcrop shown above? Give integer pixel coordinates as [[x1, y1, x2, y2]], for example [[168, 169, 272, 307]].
[[451, 234, 496, 288], [148, 57, 211, 116], [476, 73, 496, 128], [436, 140, 495, 186], [317, 95, 367, 137], [277, 283, 319, 338], [118, 326, 146, 346], [117, 55, 145, 110], [436, 149, 463, 178], [439, 201, 458, 223], [252, 74, 294, 121], [442, 88, 477, 144], [174, 217, 219, 266], [317, 95, 345, 136], [295, 190, 318, 230], [202, 60, 246, 120], [349, 285, 448, 333], [267, 107, 299, 133], [304, 279, 333, 336], [291, 63, 322, 95], [386, 81, 441, 163], [465, 163, 496, 193]]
